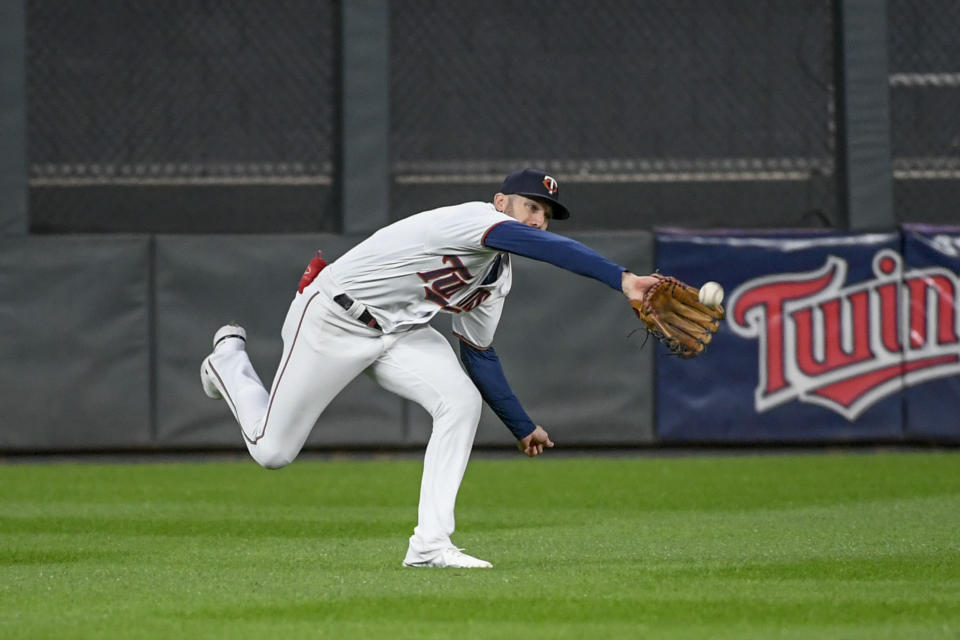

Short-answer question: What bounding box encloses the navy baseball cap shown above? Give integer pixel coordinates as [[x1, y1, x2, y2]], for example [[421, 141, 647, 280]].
[[499, 168, 571, 220]]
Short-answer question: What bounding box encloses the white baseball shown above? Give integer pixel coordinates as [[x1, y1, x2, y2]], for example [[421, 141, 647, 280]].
[[698, 281, 724, 307]]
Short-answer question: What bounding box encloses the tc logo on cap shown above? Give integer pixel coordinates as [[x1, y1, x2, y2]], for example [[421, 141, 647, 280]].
[[542, 176, 558, 195]]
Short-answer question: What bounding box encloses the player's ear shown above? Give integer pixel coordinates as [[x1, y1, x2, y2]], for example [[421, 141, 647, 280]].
[[493, 193, 509, 213]]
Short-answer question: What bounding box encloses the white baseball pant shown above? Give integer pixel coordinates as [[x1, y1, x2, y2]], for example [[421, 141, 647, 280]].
[[205, 269, 483, 560]]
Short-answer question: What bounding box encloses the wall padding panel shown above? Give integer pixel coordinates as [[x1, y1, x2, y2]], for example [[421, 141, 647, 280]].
[[0, 236, 151, 450]]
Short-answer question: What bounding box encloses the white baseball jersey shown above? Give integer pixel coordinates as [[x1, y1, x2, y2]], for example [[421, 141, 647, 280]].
[[205, 195, 588, 566], [326, 201, 514, 345]]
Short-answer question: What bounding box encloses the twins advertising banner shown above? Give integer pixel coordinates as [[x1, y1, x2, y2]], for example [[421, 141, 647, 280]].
[[655, 226, 960, 443]]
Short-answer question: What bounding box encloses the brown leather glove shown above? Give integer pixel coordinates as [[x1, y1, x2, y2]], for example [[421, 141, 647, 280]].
[[631, 274, 724, 358]]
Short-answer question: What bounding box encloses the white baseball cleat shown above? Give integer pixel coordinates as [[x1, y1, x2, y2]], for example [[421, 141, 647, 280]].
[[403, 547, 493, 569], [200, 324, 246, 399]]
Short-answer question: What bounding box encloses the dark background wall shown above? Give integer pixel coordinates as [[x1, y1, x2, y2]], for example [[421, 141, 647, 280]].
[[389, 1, 839, 230], [0, 231, 655, 452], [25, 0, 340, 233], [1, 1, 957, 451]]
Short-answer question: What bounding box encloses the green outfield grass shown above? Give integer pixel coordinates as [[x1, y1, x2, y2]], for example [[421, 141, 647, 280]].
[[1, 451, 958, 639]]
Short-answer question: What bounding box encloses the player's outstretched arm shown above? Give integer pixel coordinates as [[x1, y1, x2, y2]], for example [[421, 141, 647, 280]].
[[483, 221, 627, 291], [518, 425, 554, 457]]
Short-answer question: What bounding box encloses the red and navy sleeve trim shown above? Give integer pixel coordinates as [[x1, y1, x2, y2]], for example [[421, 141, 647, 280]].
[[480, 219, 513, 248], [454, 332, 491, 351]]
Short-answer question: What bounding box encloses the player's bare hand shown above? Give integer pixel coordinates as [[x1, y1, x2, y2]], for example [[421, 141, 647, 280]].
[[621, 272, 660, 305], [518, 426, 554, 457]]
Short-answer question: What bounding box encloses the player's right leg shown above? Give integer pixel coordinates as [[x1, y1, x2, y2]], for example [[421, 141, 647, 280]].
[[201, 288, 382, 468], [370, 325, 490, 568]]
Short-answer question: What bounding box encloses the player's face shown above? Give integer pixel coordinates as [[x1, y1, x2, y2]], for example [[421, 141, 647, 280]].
[[497, 194, 552, 230]]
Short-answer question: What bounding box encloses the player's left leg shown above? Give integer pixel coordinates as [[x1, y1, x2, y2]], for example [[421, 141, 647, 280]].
[[370, 325, 490, 568], [202, 288, 383, 469]]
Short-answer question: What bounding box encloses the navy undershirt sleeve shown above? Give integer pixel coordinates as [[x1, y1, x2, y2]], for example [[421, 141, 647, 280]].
[[484, 221, 626, 291], [458, 339, 536, 440]]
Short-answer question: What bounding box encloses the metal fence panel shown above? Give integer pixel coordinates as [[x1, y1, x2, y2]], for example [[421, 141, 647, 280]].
[[390, 1, 837, 230], [26, 0, 338, 232], [888, 0, 960, 224]]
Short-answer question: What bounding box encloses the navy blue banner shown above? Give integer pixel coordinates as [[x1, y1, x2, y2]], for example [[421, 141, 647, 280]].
[[655, 230, 905, 443], [901, 225, 960, 441]]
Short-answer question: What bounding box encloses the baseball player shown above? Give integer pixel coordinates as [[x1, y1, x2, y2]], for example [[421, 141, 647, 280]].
[[201, 168, 658, 568]]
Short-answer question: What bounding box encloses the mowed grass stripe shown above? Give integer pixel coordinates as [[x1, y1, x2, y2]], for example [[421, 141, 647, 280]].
[[0, 452, 958, 639]]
